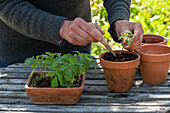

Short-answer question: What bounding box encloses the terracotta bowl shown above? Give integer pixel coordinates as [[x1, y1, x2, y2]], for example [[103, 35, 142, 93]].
[[99, 50, 140, 92], [136, 44, 170, 84], [25, 71, 85, 104], [142, 34, 168, 45]]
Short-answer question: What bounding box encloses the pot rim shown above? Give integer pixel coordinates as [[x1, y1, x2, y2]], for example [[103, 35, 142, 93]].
[[136, 44, 170, 57], [99, 50, 140, 64], [25, 71, 85, 89], [143, 34, 168, 44]]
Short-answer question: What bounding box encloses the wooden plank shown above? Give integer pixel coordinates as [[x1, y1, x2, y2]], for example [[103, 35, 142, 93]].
[[0, 72, 30, 79], [1, 84, 170, 94], [0, 112, 43, 113], [1, 90, 170, 101], [0, 91, 27, 98], [0, 90, 170, 100], [0, 104, 169, 112], [1, 79, 170, 88], [1, 93, 170, 103], [83, 86, 170, 93], [0, 98, 32, 104], [1, 72, 170, 81], [0, 79, 27, 84], [0, 97, 170, 106]]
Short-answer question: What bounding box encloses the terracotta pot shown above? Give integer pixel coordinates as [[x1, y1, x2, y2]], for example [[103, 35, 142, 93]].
[[25, 71, 85, 104], [99, 50, 140, 93], [136, 44, 170, 84], [142, 34, 168, 45]]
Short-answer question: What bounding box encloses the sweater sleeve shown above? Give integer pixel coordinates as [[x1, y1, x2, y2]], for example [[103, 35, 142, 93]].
[[103, 0, 131, 43], [0, 0, 67, 46]]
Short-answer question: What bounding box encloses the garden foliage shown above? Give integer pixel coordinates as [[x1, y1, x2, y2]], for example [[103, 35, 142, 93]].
[[90, 0, 170, 55]]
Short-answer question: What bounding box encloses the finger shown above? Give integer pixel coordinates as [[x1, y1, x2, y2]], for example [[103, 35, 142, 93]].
[[75, 19, 103, 42], [67, 37, 86, 46], [70, 25, 96, 42], [128, 26, 143, 48], [95, 24, 105, 35], [131, 23, 144, 43], [126, 35, 143, 49], [69, 32, 90, 45]]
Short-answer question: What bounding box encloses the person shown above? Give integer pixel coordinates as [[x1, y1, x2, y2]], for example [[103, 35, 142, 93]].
[[0, 0, 144, 68]]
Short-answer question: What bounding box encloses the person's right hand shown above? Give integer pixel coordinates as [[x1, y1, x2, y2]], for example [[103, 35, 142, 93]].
[[59, 18, 105, 45]]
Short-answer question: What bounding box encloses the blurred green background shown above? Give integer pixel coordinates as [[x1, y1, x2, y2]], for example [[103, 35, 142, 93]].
[[90, 0, 170, 56]]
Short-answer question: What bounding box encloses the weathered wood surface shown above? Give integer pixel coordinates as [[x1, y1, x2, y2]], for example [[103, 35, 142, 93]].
[[0, 57, 170, 113]]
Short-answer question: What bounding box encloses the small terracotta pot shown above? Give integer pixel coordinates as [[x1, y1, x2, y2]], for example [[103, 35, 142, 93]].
[[136, 45, 170, 84], [142, 34, 168, 45], [99, 50, 140, 93], [25, 71, 85, 105]]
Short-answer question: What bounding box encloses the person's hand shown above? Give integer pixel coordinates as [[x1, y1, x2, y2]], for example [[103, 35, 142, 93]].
[[59, 18, 105, 45], [114, 20, 144, 51]]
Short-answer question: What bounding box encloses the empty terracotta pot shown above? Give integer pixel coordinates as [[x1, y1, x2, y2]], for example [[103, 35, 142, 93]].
[[142, 34, 168, 45], [136, 45, 170, 84], [25, 71, 85, 104], [99, 50, 140, 93]]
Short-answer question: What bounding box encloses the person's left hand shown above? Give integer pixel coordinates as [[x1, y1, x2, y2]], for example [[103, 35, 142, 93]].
[[114, 20, 144, 51]]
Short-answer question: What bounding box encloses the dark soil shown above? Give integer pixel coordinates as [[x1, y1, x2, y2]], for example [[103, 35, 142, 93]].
[[28, 73, 82, 88], [103, 52, 138, 62], [142, 38, 163, 43]]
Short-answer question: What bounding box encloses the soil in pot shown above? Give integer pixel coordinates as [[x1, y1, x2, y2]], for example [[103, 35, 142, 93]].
[[103, 52, 138, 62], [29, 73, 82, 88]]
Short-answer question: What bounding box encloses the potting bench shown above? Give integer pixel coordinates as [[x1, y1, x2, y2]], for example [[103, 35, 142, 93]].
[[0, 56, 170, 113]]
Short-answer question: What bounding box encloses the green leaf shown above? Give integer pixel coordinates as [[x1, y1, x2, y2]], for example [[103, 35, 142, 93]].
[[43, 59, 52, 65], [53, 58, 64, 65], [47, 65, 56, 70], [60, 64, 69, 71], [130, 38, 134, 43], [92, 62, 98, 72], [56, 53, 61, 56], [47, 72, 55, 77], [126, 41, 131, 46], [79, 64, 86, 73], [70, 64, 78, 74], [118, 36, 123, 40], [24, 57, 34, 67], [65, 67, 72, 81], [51, 77, 58, 88], [41, 55, 48, 58], [32, 62, 37, 69], [45, 52, 52, 56], [56, 70, 63, 84]]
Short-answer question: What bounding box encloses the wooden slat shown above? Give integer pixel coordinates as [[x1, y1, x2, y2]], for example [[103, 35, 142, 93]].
[[1, 93, 170, 104], [0, 84, 170, 94], [1, 70, 170, 80], [0, 91, 27, 98], [1, 90, 170, 101], [0, 97, 170, 106], [0, 104, 169, 112], [1, 79, 170, 88]]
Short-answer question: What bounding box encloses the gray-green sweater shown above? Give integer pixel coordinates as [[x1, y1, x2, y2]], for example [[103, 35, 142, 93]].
[[0, 0, 130, 64]]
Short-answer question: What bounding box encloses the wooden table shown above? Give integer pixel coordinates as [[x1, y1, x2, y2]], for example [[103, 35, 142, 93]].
[[0, 56, 170, 113]]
